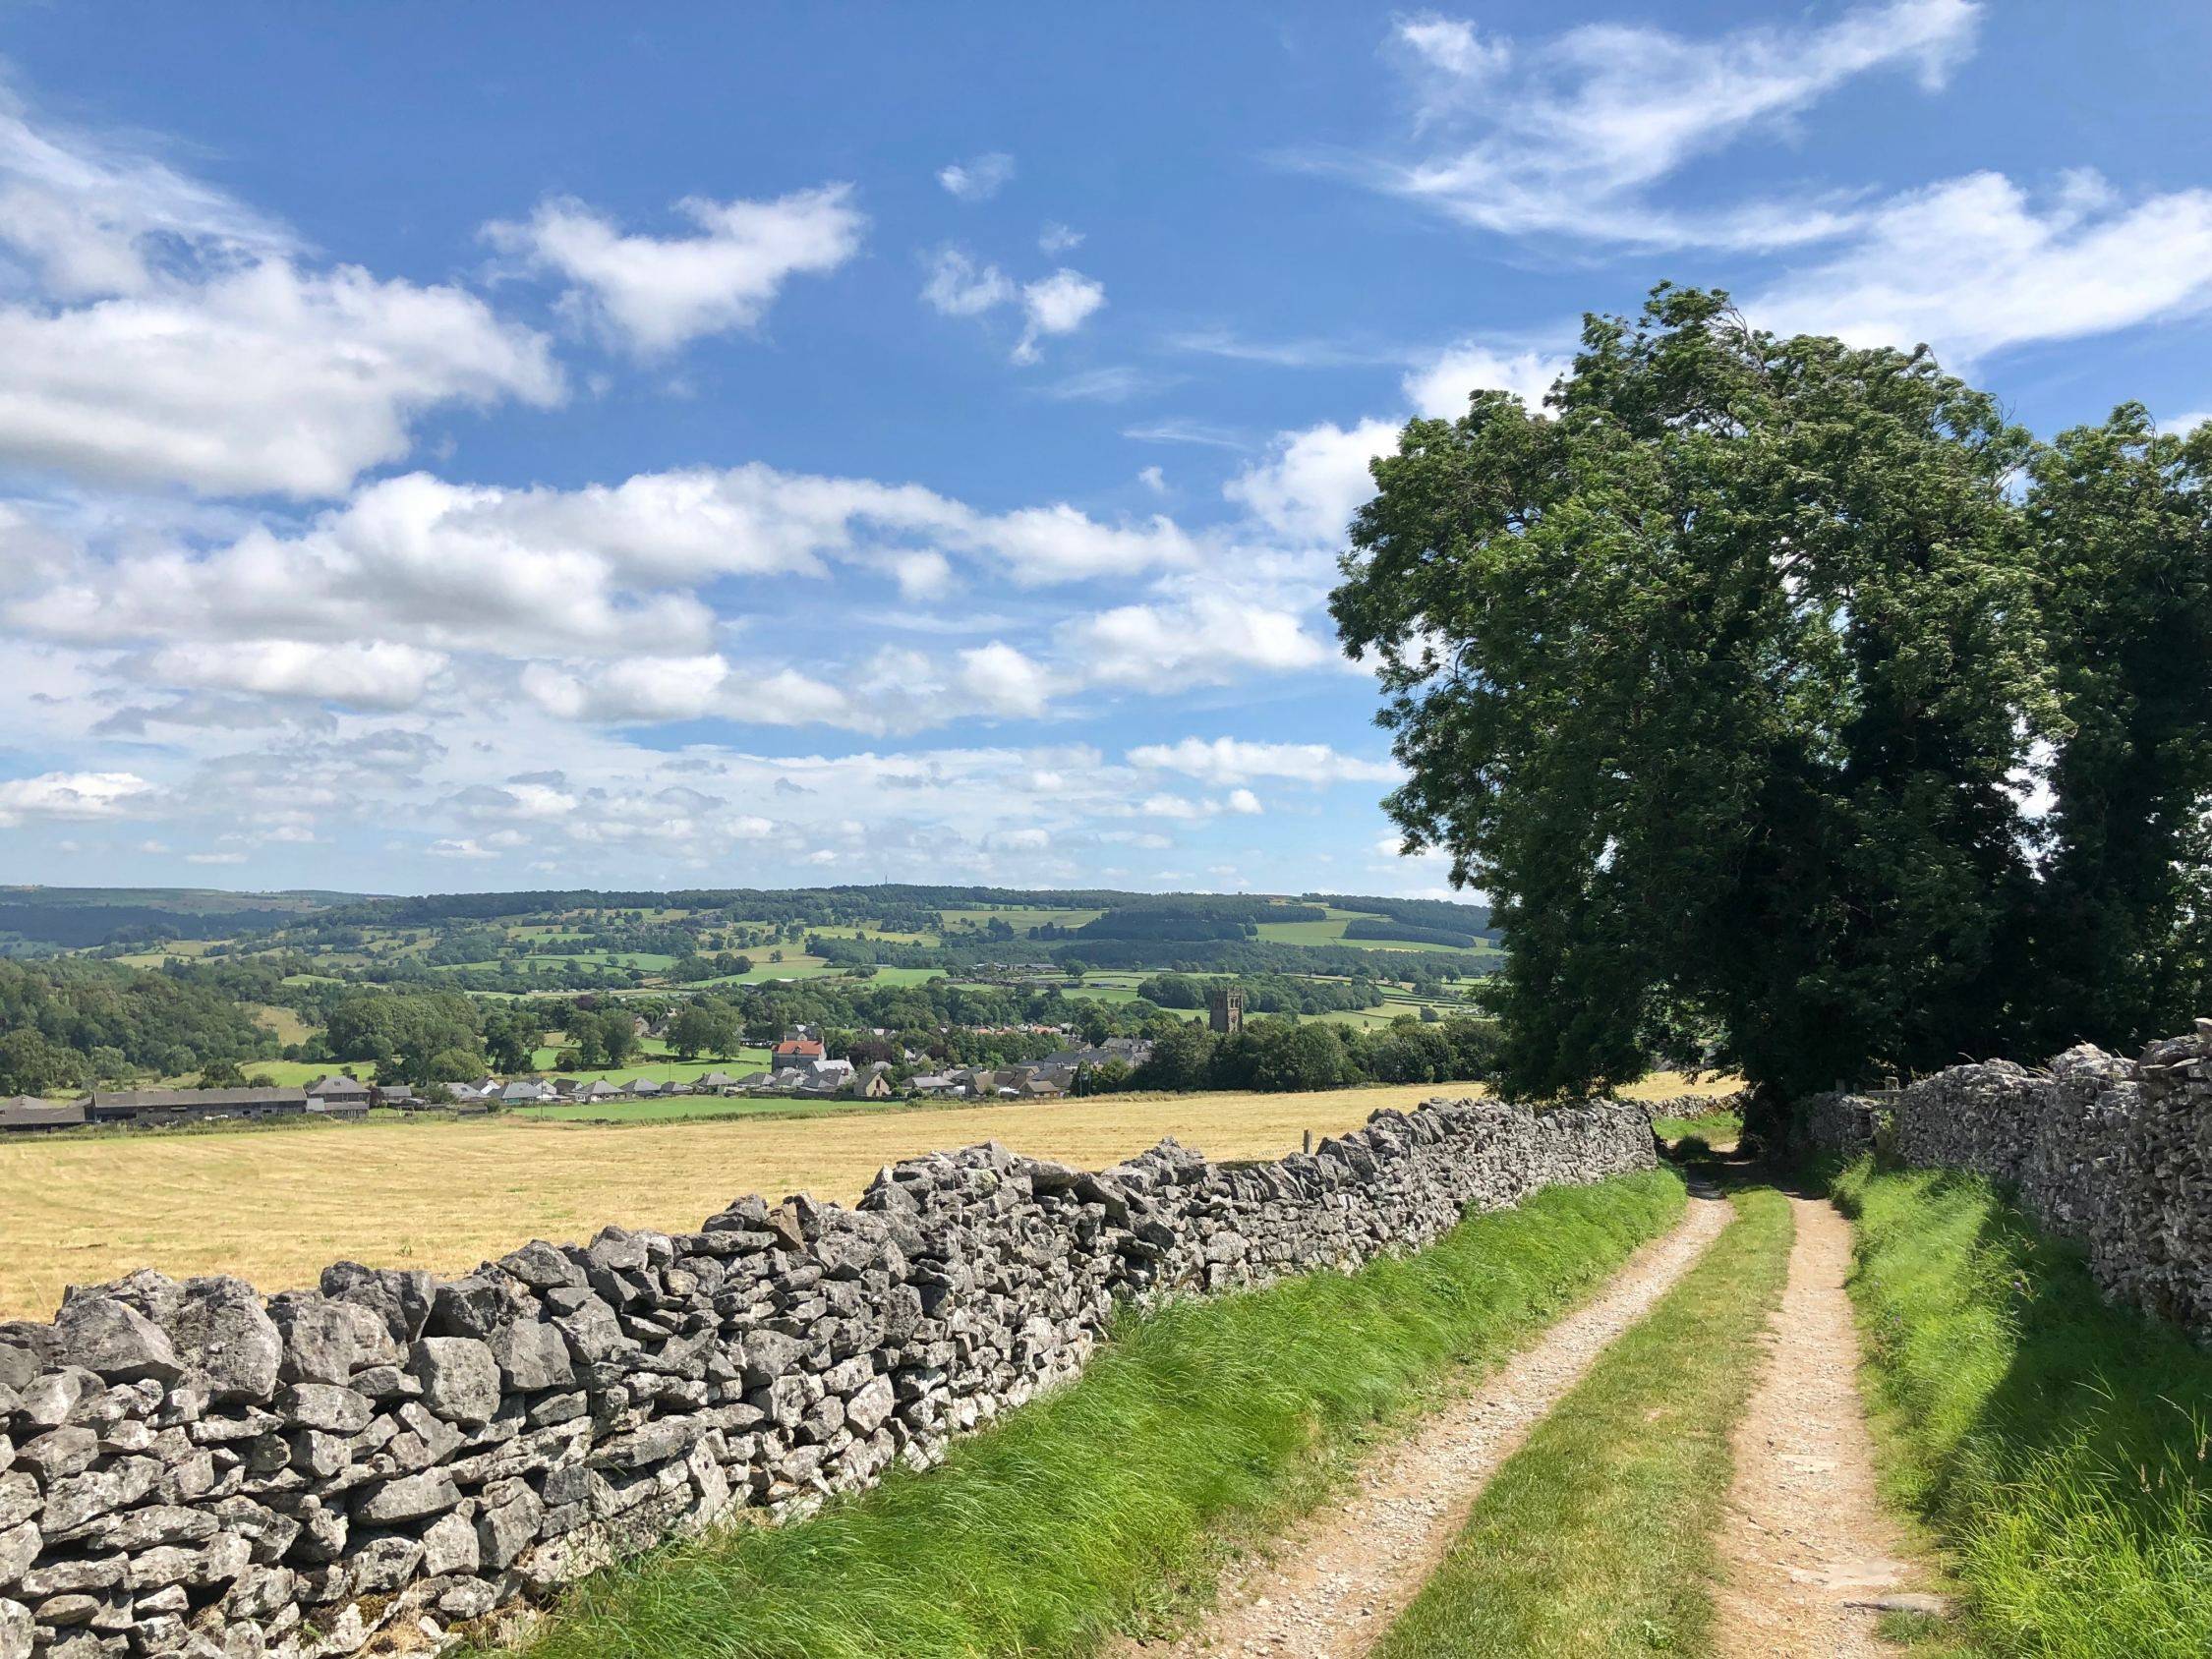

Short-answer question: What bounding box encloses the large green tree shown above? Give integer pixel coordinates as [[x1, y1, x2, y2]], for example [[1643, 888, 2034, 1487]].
[[1333, 288, 2053, 1100], [2027, 406, 2212, 1051]]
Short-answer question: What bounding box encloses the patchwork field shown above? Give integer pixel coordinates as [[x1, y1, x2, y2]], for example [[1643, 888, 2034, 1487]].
[[0, 1072, 1725, 1320]]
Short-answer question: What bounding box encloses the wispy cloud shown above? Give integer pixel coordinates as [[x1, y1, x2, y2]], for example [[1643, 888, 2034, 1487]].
[[1339, 0, 1981, 251]]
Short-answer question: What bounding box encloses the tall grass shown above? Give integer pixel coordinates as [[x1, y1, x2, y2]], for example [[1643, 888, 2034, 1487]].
[[494, 1167, 1688, 1659], [1834, 1161, 2212, 1656], [1375, 1186, 1792, 1657]]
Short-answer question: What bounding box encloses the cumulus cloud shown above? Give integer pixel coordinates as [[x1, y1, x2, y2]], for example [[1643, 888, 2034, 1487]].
[[956, 643, 1053, 717], [0, 770, 156, 826], [1069, 594, 1332, 689], [486, 185, 864, 357], [0, 91, 559, 498], [1403, 341, 1569, 418], [0, 260, 560, 500], [1038, 221, 1083, 255], [1015, 267, 1106, 363], [1128, 737, 1399, 786], [938, 152, 1016, 201], [146, 639, 446, 711], [1223, 418, 1399, 542]]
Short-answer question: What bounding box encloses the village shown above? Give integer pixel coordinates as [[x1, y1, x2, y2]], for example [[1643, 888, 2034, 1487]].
[[0, 1026, 1160, 1133]]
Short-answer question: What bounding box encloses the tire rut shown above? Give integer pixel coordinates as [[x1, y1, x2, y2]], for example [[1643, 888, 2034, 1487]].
[[1121, 1184, 1735, 1659]]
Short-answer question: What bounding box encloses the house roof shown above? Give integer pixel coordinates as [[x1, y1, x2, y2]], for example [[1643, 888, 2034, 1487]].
[[1, 1097, 86, 1128], [89, 1086, 307, 1111], [772, 1039, 825, 1058], [306, 1075, 369, 1095]]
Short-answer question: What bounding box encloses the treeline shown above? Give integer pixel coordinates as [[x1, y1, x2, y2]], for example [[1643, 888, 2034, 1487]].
[[1128, 1014, 1498, 1093], [1304, 893, 1496, 937], [1134, 972, 1385, 1015], [0, 958, 288, 1092], [1341, 919, 1482, 949], [0, 899, 308, 953]]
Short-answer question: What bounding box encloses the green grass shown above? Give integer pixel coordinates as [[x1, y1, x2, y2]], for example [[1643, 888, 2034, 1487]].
[[508, 1094, 907, 1125], [1832, 1160, 2212, 1657], [1650, 1108, 1743, 1146], [1377, 1184, 1793, 1658], [492, 1167, 1689, 1659]]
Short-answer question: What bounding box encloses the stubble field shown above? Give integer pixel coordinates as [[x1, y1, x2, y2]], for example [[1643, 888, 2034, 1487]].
[[0, 1073, 1728, 1321]]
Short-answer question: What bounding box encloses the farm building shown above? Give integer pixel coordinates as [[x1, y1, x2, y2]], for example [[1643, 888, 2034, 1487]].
[[84, 1086, 310, 1125], [0, 1096, 87, 1133]]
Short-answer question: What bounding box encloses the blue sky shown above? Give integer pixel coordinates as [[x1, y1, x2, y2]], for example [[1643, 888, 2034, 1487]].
[[1, 0, 2208, 897]]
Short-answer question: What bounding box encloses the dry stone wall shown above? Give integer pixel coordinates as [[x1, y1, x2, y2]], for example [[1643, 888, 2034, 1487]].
[[1794, 1024, 2212, 1336], [0, 1097, 1656, 1658]]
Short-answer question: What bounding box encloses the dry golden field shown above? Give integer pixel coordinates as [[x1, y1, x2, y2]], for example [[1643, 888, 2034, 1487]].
[[0, 1072, 1731, 1320]]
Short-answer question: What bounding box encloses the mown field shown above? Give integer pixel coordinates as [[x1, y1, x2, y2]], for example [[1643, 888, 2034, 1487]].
[[0, 1081, 1476, 1319]]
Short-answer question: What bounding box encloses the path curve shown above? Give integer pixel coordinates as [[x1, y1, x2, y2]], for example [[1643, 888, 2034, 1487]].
[[1124, 1184, 1735, 1659], [1713, 1191, 1939, 1655]]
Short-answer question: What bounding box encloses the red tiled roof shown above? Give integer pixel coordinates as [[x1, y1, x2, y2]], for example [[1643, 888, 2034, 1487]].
[[772, 1039, 825, 1058]]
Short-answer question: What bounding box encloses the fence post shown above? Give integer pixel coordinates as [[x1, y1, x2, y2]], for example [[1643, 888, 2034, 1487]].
[[1303, 1129, 1313, 1155]]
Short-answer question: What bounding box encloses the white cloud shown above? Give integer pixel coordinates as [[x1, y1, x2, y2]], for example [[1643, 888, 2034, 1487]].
[[0, 770, 156, 826], [0, 260, 561, 499], [184, 849, 246, 865], [1404, 342, 1568, 418], [0, 89, 295, 298], [1750, 171, 2212, 364], [0, 90, 559, 498], [1137, 464, 1166, 493], [1038, 221, 1084, 255], [427, 836, 501, 860], [1070, 594, 1331, 689], [956, 643, 1053, 717], [1128, 737, 1399, 786], [938, 152, 1016, 202], [146, 639, 445, 711], [1223, 418, 1399, 542], [486, 185, 863, 357], [920, 246, 1015, 316], [1362, 1, 1980, 250], [1015, 267, 1106, 363], [1226, 787, 1263, 815], [1395, 16, 1510, 82]]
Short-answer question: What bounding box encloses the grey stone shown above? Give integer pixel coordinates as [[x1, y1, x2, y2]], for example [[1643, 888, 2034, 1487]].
[[53, 1296, 182, 1385], [34, 1590, 99, 1627], [473, 1485, 542, 1571], [409, 1338, 499, 1426], [351, 1469, 459, 1526], [498, 1241, 582, 1291], [15, 1424, 97, 1481], [278, 1384, 371, 1434], [487, 1319, 573, 1393], [0, 1520, 34, 1587], [166, 1280, 282, 1404], [90, 1505, 214, 1552], [268, 1297, 397, 1386], [0, 1596, 27, 1659], [419, 1511, 477, 1577], [42, 1458, 158, 1534]]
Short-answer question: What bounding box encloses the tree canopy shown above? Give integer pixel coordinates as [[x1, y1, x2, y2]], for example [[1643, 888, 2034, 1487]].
[[1333, 286, 2212, 1101]]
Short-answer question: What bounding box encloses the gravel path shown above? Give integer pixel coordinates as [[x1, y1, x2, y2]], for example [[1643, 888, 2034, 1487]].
[[1123, 1185, 1735, 1659], [1713, 1191, 1941, 1655]]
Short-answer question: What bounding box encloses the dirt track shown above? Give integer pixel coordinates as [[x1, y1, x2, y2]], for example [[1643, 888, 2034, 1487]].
[[1125, 1187, 1735, 1659]]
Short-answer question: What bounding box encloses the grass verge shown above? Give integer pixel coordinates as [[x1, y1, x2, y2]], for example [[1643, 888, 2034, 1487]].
[[1832, 1160, 2212, 1657], [1375, 1184, 1792, 1657], [491, 1166, 1689, 1659]]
